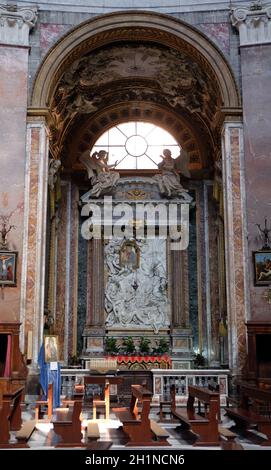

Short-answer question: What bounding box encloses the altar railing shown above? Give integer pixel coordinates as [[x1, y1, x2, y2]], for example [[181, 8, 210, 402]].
[[61, 368, 88, 398], [60, 367, 229, 406], [152, 369, 230, 406]]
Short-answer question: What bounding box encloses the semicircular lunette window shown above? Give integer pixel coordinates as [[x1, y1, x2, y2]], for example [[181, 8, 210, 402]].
[[91, 122, 180, 170]]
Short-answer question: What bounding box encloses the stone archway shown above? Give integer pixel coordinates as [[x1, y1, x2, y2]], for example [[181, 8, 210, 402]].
[[25, 12, 246, 377], [31, 11, 239, 109]]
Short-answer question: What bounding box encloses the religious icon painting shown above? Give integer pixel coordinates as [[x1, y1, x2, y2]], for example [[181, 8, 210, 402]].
[[44, 335, 59, 362], [253, 250, 271, 286], [0, 251, 18, 286], [119, 240, 140, 270]]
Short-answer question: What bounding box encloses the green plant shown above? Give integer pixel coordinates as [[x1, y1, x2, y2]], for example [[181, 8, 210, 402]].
[[155, 338, 169, 355], [105, 337, 119, 355], [69, 354, 79, 366], [139, 337, 151, 354], [123, 336, 136, 354], [193, 352, 206, 368]]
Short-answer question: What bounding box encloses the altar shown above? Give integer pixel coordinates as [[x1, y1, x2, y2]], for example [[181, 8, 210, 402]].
[[80, 175, 194, 369], [106, 355, 172, 370]]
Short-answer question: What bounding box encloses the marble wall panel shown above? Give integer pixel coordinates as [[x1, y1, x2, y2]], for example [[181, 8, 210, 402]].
[[40, 23, 70, 55], [55, 183, 68, 360], [197, 23, 230, 55], [0, 47, 28, 322], [207, 186, 220, 362], [241, 45, 271, 320]]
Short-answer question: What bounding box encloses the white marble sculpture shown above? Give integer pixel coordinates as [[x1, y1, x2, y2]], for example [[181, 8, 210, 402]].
[[104, 238, 170, 333], [153, 148, 193, 201], [48, 158, 61, 191], [80, 149, 120, 197]]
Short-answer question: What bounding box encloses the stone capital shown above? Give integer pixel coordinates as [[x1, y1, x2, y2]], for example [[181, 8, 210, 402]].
[[231, 3, 271, 45], [0, 5, 37, 46]]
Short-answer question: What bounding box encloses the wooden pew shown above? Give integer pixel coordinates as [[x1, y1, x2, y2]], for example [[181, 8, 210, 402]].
[[150, 420, 170, 445], [86, 421, 112, 450], [15, 420, 36, 448], [35, 383, 53, 421], [219, 426, 244, 450], [52, 400, 84, 447], [87, 422, 100, 441], [171, 385, 220, 446], [0, 385, 24, 448], [114, 384, 170, 446], [225, 382, 271, 446]]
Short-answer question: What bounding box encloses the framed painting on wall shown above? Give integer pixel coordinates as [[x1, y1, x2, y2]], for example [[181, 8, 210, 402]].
[[0, 251, 18, 286], [253, 251, 271, 286]]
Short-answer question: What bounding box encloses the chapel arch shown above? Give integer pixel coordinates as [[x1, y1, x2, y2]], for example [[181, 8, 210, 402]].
[[26, 11, 246, 377]]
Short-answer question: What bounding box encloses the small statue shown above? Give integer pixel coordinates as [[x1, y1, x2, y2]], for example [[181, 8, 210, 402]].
[[80, 149, 119, 198], [256, 217, 271, 250], [153, 148, 192, 201], [48, 159, 62, 191]]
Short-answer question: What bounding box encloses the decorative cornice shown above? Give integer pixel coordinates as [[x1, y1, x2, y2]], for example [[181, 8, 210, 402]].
[[231, 3, 271, 46], [0, 5, 37, 46]]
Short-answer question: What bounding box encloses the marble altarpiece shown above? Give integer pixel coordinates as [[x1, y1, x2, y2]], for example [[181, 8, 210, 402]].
[[78, 148, 196, 369]]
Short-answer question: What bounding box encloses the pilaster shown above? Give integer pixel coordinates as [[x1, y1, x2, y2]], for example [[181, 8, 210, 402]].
[[231, 3, 271, 46], [21, 119, 49, 367], [222, 121, 248, 376], [0, 5, 37, 47], [0, 6, 37, 335]]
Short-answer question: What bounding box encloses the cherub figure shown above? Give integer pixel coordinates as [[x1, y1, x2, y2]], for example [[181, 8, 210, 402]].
[[80, 149, 120, 198]]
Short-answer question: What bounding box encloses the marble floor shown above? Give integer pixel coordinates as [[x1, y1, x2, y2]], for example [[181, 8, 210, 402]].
[[6, 404, 271, 451]]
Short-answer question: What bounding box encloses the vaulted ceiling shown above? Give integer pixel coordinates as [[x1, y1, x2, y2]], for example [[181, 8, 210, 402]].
[[49, 41, 223, 175]]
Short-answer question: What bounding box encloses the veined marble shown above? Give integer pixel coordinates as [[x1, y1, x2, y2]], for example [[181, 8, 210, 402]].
[[104, 238, 170, 333]]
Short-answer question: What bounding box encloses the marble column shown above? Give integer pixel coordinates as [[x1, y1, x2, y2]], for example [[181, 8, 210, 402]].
[[0, 6, 37, 330], [21, 119, 49, 368], [54, 180, 79, 364], [222, 120, 248, 376], [87, 239, 104, 327], [171, 246, 193, 366], [171, 250, 189, 327], [83, 238, 105, 356], [231, 5, 271, 322]]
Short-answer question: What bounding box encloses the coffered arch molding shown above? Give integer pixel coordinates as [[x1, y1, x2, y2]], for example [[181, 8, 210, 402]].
[[64, 102, 209, 171], [31, 11, 240, 110]]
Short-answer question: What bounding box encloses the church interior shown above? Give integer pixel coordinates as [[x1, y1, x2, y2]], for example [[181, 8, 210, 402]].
[[1, 0, 271, 451]]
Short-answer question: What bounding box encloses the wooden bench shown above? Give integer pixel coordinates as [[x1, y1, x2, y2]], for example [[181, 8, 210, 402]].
[[150, 420, 170, 444], [87, 422, 100, 440], [15, 420, 36, 448], [225, 382, 271, 446], [171, 385, 220, 446], [86, 421, 113, 449], [93, 397, 106, 419], [0, 385, 24, 448], [219, 426, 243, 450], [35, 383, 53, 421], [52, 400, 84, 447], [114, 384, 170, 446]]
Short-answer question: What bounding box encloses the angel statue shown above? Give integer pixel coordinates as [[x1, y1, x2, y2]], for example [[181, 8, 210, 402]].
[[153, 148, 193, 201], [80, 149, 120, 198]]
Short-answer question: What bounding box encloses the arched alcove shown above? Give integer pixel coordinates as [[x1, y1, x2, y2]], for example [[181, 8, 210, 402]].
[[26, 11, 246, 376]]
